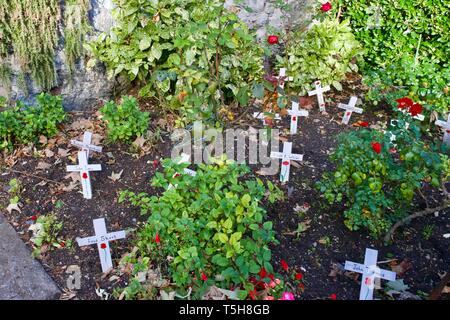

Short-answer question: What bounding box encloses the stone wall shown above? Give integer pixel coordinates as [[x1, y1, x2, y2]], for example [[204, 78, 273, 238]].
[[0, 0, 314, 111]]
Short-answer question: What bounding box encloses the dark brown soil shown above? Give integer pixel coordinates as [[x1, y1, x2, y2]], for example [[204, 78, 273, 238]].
[[0, 78, 448, 300]]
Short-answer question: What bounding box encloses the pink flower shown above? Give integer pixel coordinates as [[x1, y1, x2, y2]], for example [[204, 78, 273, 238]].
[[280, 292, 295, 300], [321, 2, 332, 12], [329, 293, 337, 300], [155, 233, 161, 244], [201, 272, 208, 281]]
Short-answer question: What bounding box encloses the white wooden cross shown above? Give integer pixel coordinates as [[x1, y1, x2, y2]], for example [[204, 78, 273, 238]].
[[76, 218, 126, 273], [253, 112, 282, 126], [288, 101, 309, 134], [338, 96, 363, 125], [70, 131, 102, 158], [270, 142, 303, 183], [308, 80, 330, 112], [345, 248, 397, 300], [66, 151, 102, 199], [274, 68, 293, 90], [435, 114, 450, 145]]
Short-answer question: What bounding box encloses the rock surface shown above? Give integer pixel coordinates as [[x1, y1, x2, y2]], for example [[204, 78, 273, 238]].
[[0, 213, 60, 300]]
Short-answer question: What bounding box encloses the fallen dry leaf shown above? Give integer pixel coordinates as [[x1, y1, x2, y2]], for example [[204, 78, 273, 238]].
[[109, 170, 124, 182], [390, 259, 412, 278], [39, 135, 48, 145], [57, 148, 70, 157], [44, 148, 55, 158], [65, 172, 80, 182], [36, 162, 52, 170]]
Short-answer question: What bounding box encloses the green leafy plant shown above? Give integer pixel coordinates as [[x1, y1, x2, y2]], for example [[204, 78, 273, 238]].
[[316, 109, 448, 238], [422, 224, 434, 240], [364, 55, 450, 115], [100, 96, 150, 143], [338, 0, 449, 70], [0, 93, 66, 151], [277, 17, 363, 94], [118, 158, 284, 299], [28, 214, 64, 258], [87, 0, 264, 126]]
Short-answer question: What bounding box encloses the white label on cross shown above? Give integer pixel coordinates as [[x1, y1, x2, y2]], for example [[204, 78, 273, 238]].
[[344, 248, 397, 300], [288, 102, 309, 135], [436, 114, 450, 146], [76, 218, 126, 273], [308, 80, 330, 112], [275, 68, 293, 90], [253, 112, 282, 126], [338, 96, 363, 125], [70, 132, 102, 158], [66, 151, 102, 199], [270, 142, 303, 183]]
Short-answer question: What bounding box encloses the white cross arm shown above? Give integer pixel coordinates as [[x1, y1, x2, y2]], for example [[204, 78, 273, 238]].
[[344, 261, 397, 281]]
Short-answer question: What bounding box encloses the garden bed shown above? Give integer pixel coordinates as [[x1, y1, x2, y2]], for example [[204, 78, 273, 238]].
[[1, 78, 448, 300]]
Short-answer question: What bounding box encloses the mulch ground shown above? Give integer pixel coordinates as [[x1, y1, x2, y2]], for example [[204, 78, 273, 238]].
[[0, 76, 448, 300]]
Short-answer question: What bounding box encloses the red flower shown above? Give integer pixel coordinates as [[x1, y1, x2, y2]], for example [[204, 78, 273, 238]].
[[281, 259, 289, 272], [82, 172, 88, 179], [174, 173, 181, 178], [259, 267, 268, 279], [249, 289, 257, 300], [360, 121, 369, 127], [201, 272, 208, 281], [249, 276, 258, 285], [321, 2, 332, 12], [153, 159, 159, 170], [396, 97, 414, 109], [155, 233, 161, 244], [329, 293, 337, 300], [31, 215, 37, 221], [267, 35, 279, 45], [409, 103, 423, 117], [371, 142, 382, 154], [100, 243, 107, 249], [268, 273, 275, 281], [295, 272, 303, 280], [59, 242, 65, 248]]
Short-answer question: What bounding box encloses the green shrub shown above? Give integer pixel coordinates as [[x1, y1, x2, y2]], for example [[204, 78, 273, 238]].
[[87, 0, 264, 126], [118, 159, 284, 299], [338, 0, 449, 70], [100, 96, 150, 143], [277, 18, 363, 94], [316, 108, 448, 238], [0, 93, 65, 151], [364, 55, 450, 115]]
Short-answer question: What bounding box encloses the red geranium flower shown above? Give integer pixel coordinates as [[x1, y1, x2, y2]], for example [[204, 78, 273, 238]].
[[259, 267, 268, 279], [321, 2, 332, 12], [267, 35, 279, 45], [249, 289, 257, 300], [281, 259, 289, 272], [155, 233, 161, 244], [329, 293, 337, 300], [409, 103, 423, 117], [201, 272, 208, 281], [396, 97, 414, 109], [371, 142, 382, 154], [295, 272, 303, 280]]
